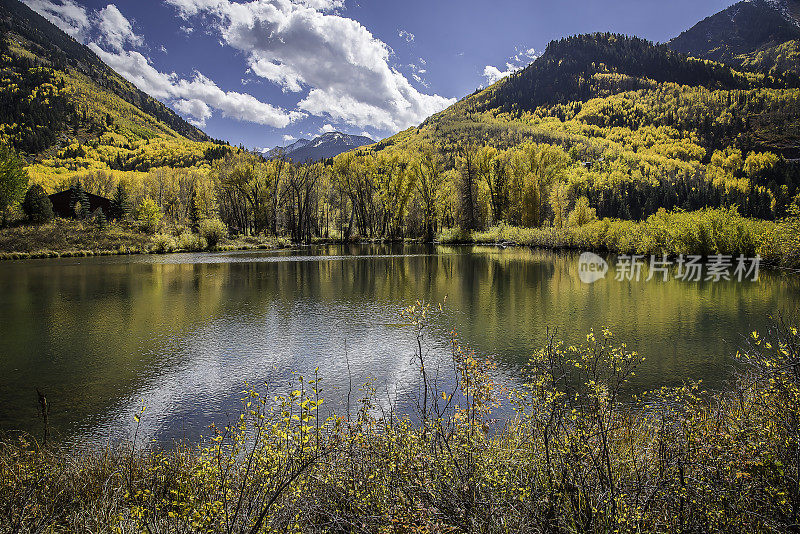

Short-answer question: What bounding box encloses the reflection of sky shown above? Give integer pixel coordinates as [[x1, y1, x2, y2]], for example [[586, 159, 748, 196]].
[[82, 294, 459, 446]]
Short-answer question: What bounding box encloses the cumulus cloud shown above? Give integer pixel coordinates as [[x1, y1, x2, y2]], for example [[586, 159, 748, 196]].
[[297, 0, 343, 10], [172, 99, 212, 127], [94, 4, 143, 52], [25, 0, 301, 129], [90, 46, 303, 127], [283, 134, 296, 142], [24, 0, 90, 40], [319, 123, 336, 134], [483, 65, 511, 85], [483, 46, 538, 85], [164, 0, 455, 132]]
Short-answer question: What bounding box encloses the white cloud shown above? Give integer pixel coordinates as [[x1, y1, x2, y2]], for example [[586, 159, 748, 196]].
[[297, 0, 343, 10], [94, 4, 143, 52], [283, 134, 296, 142], [173, 98, 212, 127], [483, 65, 512, 85], [408, 60, 429, 88], [483, 46, 538, 85], [89, 46, 303, 128], [319, 123, 336, 134], [27, 0, 301, 130], [23, 0, 90, 40], [398, 29, 414, 43], [164, 0, 455, 132], [250, 57, 303, 92]]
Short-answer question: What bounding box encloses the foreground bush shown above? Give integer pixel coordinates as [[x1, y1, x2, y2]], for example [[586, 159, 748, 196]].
[[1, 306, 798, 532]]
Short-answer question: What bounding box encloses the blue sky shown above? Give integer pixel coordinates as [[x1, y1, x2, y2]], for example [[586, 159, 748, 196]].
[[24, 0, 736, 150]]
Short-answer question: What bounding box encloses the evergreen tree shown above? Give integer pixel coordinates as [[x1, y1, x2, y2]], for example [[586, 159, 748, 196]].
[[22, 184, 53, 223], [69, 181, 90, 219], [110, 182, 131, 221], [457, 143, 479, 231], [93, 207, 106, 229], [189, 187, 202, 232]]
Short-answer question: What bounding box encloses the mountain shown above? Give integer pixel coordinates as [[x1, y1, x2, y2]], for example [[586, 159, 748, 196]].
[[264, 137, 311, 158], [452, 33, 785, 119], [0, 0, 210, 158], [668, 0, 800, 73], [367, 32, 800, 221], [269, 132, 374, 162], [405, 32, 797, 155]]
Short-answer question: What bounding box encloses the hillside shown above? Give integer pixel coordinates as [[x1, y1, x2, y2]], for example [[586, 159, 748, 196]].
[[359, 33, 800, 225], [395, 33, 800, 155], [0, 0, 232, 190], [669, 0, 800, 74], [464, 34, 776, 117], [0, 0, 209, 150]]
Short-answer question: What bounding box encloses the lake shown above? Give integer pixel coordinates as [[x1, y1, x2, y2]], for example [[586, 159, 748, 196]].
[[0, 245, 796, 445]]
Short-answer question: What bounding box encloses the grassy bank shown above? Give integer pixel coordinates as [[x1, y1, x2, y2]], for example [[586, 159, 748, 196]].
[[0, 219, 290, 260], [440, 207, 800, 268], [1, 303, 798, 532]]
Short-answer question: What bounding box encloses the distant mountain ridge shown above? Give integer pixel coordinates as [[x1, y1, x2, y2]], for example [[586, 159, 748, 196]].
[[267, 132, 374, 162], [668, 0, 800, 71]]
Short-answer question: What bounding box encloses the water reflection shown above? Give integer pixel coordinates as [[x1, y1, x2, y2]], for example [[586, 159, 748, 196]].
[[0, 245, 796, 444]]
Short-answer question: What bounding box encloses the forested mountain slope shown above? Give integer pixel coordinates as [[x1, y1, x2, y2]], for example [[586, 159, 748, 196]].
[[357, 33, 800, 224], [0, 0, 229, 182], [464, 33, 783, 116], [387, 33, 800, 157], [669, 0, 800, 75], [0, 0, 209, 150]]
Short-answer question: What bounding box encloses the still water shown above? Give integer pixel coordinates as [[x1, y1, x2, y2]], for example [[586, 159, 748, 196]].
[[0, 245, 796, 444]]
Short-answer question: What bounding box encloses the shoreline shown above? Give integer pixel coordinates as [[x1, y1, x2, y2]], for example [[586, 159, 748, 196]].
[[0, 241, 291, 261], [1, 238, 798, 276]]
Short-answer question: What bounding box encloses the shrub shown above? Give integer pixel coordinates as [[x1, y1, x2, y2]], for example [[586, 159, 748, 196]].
[[149, 233, 175, 254], [198, 218, 227, 248], [437, 227, 472, 243], [0, 311, 798, 532], [136, 196, 162, 234], [759, 195, 800, 267], [175, 231, 207, 251]]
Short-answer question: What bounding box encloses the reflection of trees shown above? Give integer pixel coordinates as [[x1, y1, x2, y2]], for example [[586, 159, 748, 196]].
[[0, 247, 794, 439]]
